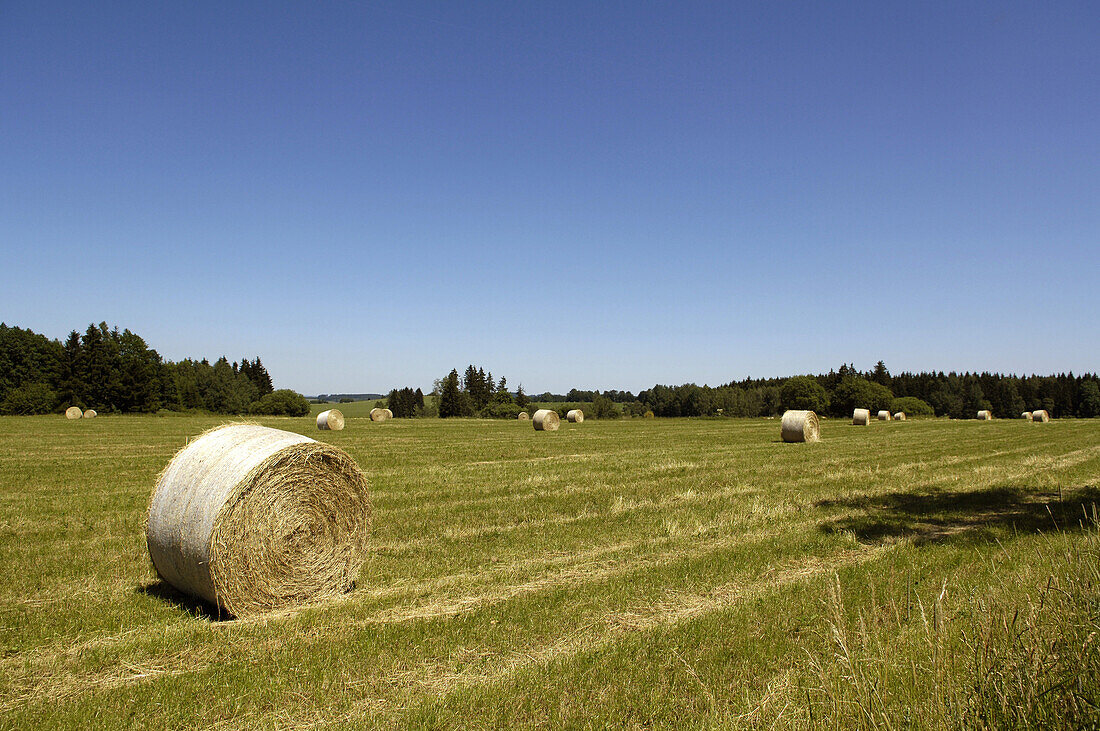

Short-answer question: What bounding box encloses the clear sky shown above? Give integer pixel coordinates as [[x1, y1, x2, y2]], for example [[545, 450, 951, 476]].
[[2, 2, 1097, 395]]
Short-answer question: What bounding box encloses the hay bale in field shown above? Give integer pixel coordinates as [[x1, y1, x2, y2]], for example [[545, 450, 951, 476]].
[[566, 409, 584, 423], [533, 409, 560, 431], [369, 408, 388, 422], [877, 410, 892, 421], [65, 406, 83, 420], [1032, 409, 1050, 422], [780, 410, 820, 443], [852, 408, 871, 426], [644, 410, 655, 419], [83, 409, 97, 419], [518, 412, 529, 420], [893, 412, 905, 421], [316, 409, 345, 431], [1021, 411, 1034, 421], [383, 408, 393, 419], [977, 410, 992, 420], [146, 424, 371, 617]]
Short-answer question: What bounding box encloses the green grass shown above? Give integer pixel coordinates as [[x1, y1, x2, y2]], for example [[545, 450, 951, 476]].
[[1, 416, 1098, 728]]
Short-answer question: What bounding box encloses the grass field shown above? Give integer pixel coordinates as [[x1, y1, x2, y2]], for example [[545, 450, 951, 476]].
[[1, 416, 1098, 728]]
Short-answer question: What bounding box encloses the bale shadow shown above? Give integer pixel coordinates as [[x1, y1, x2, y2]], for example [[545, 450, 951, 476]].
[[817, 484, 1100, 546], [136, 581, 227, 621]]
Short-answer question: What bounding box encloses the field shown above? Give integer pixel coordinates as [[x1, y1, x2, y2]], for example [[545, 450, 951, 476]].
[[1, 416, 1098, 728]]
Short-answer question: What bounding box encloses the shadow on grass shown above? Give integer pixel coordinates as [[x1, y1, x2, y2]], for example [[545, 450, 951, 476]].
[[817, 484, 1100, 546], [136, 581, 227, 621]]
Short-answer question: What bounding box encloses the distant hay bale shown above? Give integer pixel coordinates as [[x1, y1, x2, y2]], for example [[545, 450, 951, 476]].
[[644, 410, 655, 419], [65, 406, 83, 420], [383, 408, 393, 419], [877, 410, 892, 421], [532, 409, 560, 431], [369, 408, 388, 422], [852, 408, 871, 426], [893, 412, 906, 421], [316, 409, 345, 431], [518, 411, 529, 420], [146, 424, 371, 617], [83, 409, 97, 419], [567, 409, 584, 423], [780, 410, 820, 443], [1032, 409, 1050, 422], [977, 410, 992, 420], [1021, 411, 1034, 421]]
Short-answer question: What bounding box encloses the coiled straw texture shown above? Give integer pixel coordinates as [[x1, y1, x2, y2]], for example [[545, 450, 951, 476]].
[[146, 424, 371, 617], [370, 408, 388, 422], [316, 409, 345, 431], [65, 406, 82, 420], [83, 409, 97, 419], [780, 410, 819, 443], [852, 408, 871, 426], [518, 412, 529, 420], [533, 409, 560, 431], [567, 409, 584, 423]]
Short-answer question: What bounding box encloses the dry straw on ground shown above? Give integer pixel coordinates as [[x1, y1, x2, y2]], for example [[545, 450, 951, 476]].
[[518, 412, 529, 420], [533, 409, 560, 431], [780, 410, 820, 443], [64, 406, 82, 420], [316, 409, 345, 431], [83, 409, 97, 419], [893, 412, 906, 421], [369, 408, 388, 422], [852, 408, 871, 426], [1022, 411, 1034, 421], [877, 410, 892, 421], [977, 410, 992, 420], [1032, 409, 1051, 422], [146, 424, 371, 617], [567, 409, 584, 423]]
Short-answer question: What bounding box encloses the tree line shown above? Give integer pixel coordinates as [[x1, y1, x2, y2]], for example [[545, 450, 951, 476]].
[[0, 322, 308, 415]]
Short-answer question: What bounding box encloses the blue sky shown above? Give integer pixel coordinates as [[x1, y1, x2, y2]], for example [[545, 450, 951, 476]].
[[2, 1, 1097, 394]]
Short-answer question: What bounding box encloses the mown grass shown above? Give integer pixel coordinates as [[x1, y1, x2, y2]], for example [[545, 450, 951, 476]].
[[0, 415, 1097, 728]]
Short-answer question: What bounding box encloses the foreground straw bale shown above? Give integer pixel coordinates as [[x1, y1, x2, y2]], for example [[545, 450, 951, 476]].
[[977, 410, 993, 420], [852, 408, 871, 426], [83, 409, 97, 419], [146, 424, 371, 617], [567, 409, 584, 423], [1032, 409, 1051, 422], [65, 406, 82, 420], [877, 410, 892, 421], [316, 409, 345, 431], [533, 409, 560, 431], [780, 410, 819, 442]]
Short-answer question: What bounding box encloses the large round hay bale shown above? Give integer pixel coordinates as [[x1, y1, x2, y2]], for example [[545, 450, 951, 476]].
[[533, 409, 560, 431], [1021, 411, 1033, 421], [83, 409, 97, 419], [893, 412, 906, 421], [1032, 409, 1050, 422], [977, 410, 992, 420], [852, 408, 871, 426], [518, 411, 529, 420], [383, 408, 393, 419], [65, 406, 83, 420], [316, 409, 345, 431], [566, 409, 584, 423], [781, 410, 819, 443], [369, 408, 388, 422], [146, 424, 371, 617], [877, 410, 892, 421]]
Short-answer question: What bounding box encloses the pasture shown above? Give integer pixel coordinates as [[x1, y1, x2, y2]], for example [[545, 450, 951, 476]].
[[1, 416, 1098, 728]]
